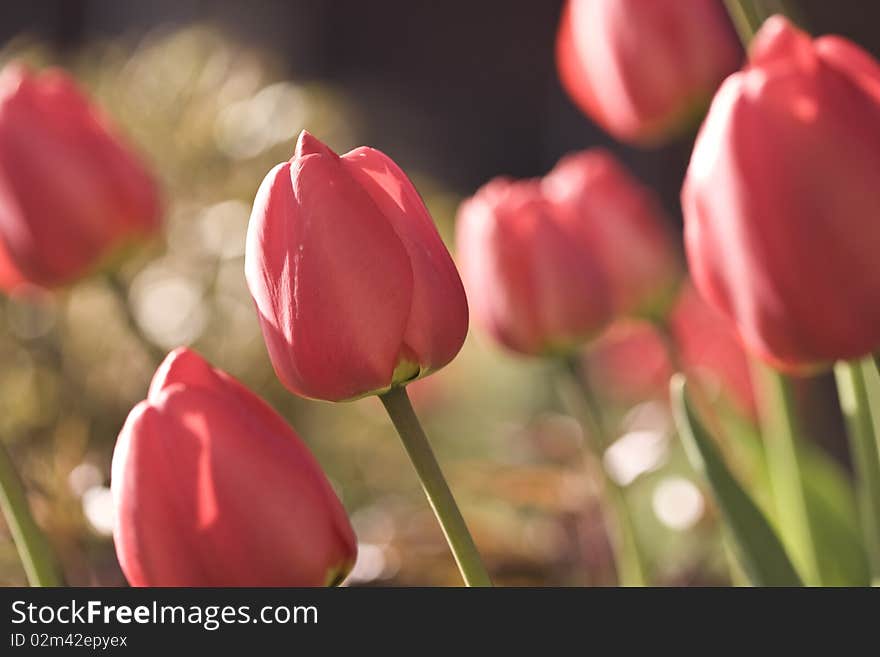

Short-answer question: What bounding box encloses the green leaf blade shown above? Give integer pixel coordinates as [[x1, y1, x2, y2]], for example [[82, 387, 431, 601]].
[[670, 374, 802, 587]]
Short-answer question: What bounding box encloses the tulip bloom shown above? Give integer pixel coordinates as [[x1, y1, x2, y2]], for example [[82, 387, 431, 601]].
[[456, 177, 612, 355], [588, 320, 671, 401], [588, 285, 756, 417], [458, 149, 677, 355], [670, 285, 756, 418], [683, 17, 880, 370], [544, 149, 680, 318], [556, 0, 741, 144], [245, 131, 468, 402], [112, 348, 357, 587], [0, 64, 160, 290]]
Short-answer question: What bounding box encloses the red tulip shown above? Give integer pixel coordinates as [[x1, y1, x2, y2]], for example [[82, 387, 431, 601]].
[[456, 177, 612, 355], [245, 131, 468, 402], [0, 64, 160, 290], [588, 284, 756, 418], [544, 149, 680, 318], [556, 0, 741, 144], [588, 320, 672, 401], [0, 238, 24, 290], [112, 348, 357, 587], [670, 284, 756, 418], [682, 16, 880, 371]]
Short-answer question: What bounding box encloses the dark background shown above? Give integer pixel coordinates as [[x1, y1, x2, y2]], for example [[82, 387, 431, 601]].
[[1, 0, 875, 217]]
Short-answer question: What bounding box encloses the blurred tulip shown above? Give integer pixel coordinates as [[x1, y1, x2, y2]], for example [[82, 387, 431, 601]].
[[588, 320, 671, 401], [588, 284, 756, 417], [683, 16, 880, 371], [245, 131, 468, 402], [0, 238, 24, 290], [112, 348, 357, 587], [556, 0, 741, 144], [670, 284, 756, 418], [544, 149, 680, 318], [0, 64, 160, 290], [456, 177, 612, 355]]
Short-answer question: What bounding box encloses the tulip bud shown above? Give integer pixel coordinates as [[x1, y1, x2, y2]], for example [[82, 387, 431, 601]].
[[543, 149, 681, 318], [588, 320, 672, 401], [112, 348, 357, 587], [682, 17, 880, 371], [456, 177, 612, 355], [556, 0, 742, 144], [245, 131, 468, 402], [587, 284, 756, 418], [0, 64, 161, 290], [670, 284, 756, 419]]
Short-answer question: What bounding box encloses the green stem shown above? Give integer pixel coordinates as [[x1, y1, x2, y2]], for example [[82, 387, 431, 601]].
[[833, 360, 880, 582], [751, 361, 821, 585], [379, 386, 492, 587], [602, 475, 647, 587], [724, 0, 797, 48], [105, 272, 166, 365], [0, 441, 63, 586], [721, 533, 751, 587], [559, 357, 647, 587], [723, 0, 761, 45]]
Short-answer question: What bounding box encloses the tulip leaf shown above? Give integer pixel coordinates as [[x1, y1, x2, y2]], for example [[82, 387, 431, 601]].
[[834, 359, 880, 583], [715, 403, 869, 585], [801, 447, 870, 586], [670, 374, 802, 586]]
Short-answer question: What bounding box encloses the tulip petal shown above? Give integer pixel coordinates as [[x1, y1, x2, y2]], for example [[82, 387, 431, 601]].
[[816, 36, 880, 104], [35, 70, 160, 235], [217, 368, 357, 557], [545, 149, 680, 317], [671, 284, 757, 418], [748, 15, 813, 68], [556, 0, 740, 143], [341, 146, 468, 374], [457, 192, 543, 353], [556, 0, 613, 134], [245, 152, 414, 401], [0, 233, 25, 292], [155, 386, 355, 585], [148, 347, 222, 402], [295, 129, 339, 160], [457, 180, 611, 355], [529, 204, 611, 352], [112, 401, 207, 586]]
